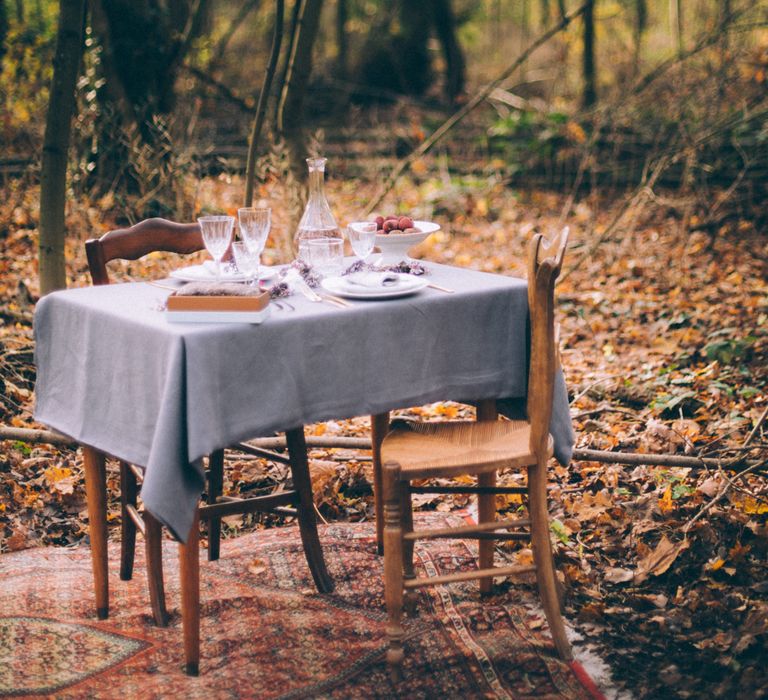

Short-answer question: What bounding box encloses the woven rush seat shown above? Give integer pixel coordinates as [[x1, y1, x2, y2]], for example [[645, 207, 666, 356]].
[[382, 419, 553, 479]]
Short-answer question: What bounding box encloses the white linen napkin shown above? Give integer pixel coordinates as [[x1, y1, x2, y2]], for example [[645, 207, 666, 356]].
[[344, 272, 400, 289]]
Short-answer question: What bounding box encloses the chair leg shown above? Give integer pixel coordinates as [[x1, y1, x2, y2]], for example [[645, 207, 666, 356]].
[[285, 427, 334, 594], [119, 461, 137, 581], [400, 484, 417, 616], [83, 446, 109, 620], [476, 399, 498, 594], [383, 461, 405, 683], [179, 509, 200, 676], [528, 460, 572, 661], [144, 512, 169, 627], [207, 449, 224, 562], [371, 411, 390, 555]]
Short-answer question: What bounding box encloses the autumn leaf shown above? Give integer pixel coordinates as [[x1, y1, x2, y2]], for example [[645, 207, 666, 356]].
[[658, 485, 674, 513], [634, 535, 690, 583], [44, 466, 75, 495], [729, 493, 768, 515]]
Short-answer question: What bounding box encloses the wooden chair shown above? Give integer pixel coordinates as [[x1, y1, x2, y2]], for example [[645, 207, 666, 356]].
[[380, 228, 572, 681], [85, 218, 333, 674]]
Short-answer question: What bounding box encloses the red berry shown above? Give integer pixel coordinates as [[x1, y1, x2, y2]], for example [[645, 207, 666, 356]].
[[398, 216, 413, 230], [374, 216, 384, 228]]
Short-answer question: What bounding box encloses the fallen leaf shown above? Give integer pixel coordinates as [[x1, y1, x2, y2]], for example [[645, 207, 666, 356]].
[[634, 535, 689, 583], [604, 567, 634, 584]]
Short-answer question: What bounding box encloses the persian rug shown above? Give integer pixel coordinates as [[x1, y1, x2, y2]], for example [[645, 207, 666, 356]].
[[0, 514, 603, 699]]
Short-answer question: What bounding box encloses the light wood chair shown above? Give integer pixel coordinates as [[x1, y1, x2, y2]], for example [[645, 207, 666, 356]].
[[84, 218, 333, 674], [380, 228, 572, 681]]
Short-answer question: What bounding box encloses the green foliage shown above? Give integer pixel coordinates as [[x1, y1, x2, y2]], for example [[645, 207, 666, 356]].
[[703, 330, 756, 366], [0, 13, 57, 150], [550, 518, 571, 544], [486, 109, 578, 178], [654, 469, 694, 500]]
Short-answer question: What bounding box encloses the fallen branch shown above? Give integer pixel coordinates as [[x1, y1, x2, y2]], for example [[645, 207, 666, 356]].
[[571, 406, 640, 420], [572, 447, 764, 473], [364, 2, 589, 215], [3, 425, 764, 475], [0, 426, 76, 447]]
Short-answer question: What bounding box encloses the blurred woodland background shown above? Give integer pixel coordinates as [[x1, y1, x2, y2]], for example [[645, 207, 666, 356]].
[[1, 1, 768, 698]]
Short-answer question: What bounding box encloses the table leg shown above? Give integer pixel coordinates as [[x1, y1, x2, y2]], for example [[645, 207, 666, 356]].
[[144, 512, 169, 627], [82, 446, 109, 619], [370, 412, 390, 555], [476, 400, 498, 595], [285, 427, 334, 594], [179, 509, 200, 676]]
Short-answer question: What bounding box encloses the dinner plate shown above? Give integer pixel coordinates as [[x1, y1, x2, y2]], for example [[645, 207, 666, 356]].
[[321, 273, 428, 300], [170, 262, 277, 283]]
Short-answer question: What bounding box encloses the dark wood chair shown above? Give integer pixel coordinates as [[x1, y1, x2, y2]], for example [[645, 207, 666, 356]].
[[84, 218, 333, 674], [379, 228, 572, 681]]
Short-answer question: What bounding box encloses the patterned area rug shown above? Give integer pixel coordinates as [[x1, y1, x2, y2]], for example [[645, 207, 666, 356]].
[[0, 514, 601, 699]]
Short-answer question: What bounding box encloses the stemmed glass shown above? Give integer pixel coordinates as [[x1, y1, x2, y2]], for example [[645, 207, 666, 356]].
[[198, 215, 235, 281], [238, 207, 271, 279], [347, 223, 377, 264]]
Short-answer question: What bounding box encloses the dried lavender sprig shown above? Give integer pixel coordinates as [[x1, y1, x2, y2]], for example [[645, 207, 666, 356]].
[[342, 260, 429, 276]]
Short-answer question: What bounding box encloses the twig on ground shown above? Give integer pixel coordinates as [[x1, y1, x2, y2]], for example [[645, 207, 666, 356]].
[[682, 461, 766, 534]]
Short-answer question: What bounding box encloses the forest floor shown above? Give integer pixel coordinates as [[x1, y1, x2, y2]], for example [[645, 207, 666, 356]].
[[1, 175, 767, 699]]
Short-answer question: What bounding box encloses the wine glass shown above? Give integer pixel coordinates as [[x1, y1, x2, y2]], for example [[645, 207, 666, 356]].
[[347, 223, 377, 263], [238, 207, 271, 259], [198, 215, 235, 281], [306, 237, 344, 278], [231, 241, 260, 285]]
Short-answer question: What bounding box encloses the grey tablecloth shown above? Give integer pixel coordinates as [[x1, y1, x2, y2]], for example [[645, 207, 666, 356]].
[[34, 263, 573, 541]]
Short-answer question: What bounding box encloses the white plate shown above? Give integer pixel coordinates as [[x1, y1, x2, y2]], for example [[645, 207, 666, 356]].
[[321, 273, 428, 300], [170, 262, 277, 283]]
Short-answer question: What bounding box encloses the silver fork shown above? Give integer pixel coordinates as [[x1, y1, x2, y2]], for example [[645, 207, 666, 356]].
[[287, 270, 350, 308]]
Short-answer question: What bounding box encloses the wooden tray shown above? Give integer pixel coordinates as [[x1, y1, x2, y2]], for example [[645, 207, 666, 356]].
[[166, 291, 270, 323]]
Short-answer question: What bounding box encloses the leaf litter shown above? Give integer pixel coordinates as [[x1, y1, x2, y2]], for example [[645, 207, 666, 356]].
[[0, 176, 766, 699]]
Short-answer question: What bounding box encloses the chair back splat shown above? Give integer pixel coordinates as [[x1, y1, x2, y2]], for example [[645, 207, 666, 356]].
[[527, 227, 568, 458], [380, 227, 573, 682], [85, 218, 203, 286]]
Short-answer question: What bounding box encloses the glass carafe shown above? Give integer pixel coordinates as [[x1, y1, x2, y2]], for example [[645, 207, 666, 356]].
[[294, 157, 342, 261]]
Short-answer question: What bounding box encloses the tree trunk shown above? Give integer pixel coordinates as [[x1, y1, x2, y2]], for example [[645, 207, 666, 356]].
[[14, 0, 22, 23], [670, 0, 683, 58], [582, 0, 596, 108], [277, 0, 324, 181], [244, 0, 284, 207], [540, 0, 550, 29], [633, 0, 647, 74], [0, 0, 8, 64], [336, 0, 347, 81], [39, 0, 86, 295], [720, 0, 731, 52], [273, 0, 302, 126], [429, 0, 465, 104]]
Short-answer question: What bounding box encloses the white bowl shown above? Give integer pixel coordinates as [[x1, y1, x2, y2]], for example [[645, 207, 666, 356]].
[[349, 220, 441, 264]]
